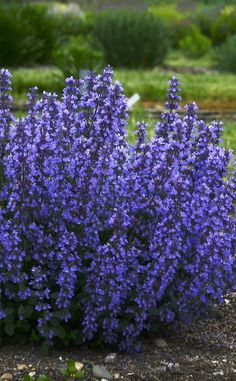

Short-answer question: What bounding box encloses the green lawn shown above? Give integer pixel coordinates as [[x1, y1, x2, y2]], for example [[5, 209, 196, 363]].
[[165, 50, 214, 69], [8, 61, 236, 107], [7, 64, 236, 155], [11, 67, 64, 106], [223, 121, 236, 154], [115, 69, 236, 106]]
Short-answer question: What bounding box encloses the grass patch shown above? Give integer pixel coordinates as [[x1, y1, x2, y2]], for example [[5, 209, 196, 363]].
[[11, 66, 65, 105], [9, 59, 236, 109], [222, 120, 236, 154], [165, 50, 214, 69], [115, 68, 236, 106]]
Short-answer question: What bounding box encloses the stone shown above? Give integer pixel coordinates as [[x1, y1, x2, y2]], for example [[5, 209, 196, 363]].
[[75, 362, 84, 371], [114, 374, 120, 379], [0, 374, 13, 381], [17, 364, 28, 371], [92, 365, 113, 380], [104, 353, 117, 364], [156, 366, 167, 373], [213, 371, 224, 376], [29, 372, 36, 377], [154, 338, 168, 348]]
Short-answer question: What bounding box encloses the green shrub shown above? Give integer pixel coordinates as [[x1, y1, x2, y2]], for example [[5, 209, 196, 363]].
[[214, 34, 236, 73], [148, 3, 185, 23], [0, 3, 58, 67], [148, 4, 192, 48], [192, 8, 217, 38], [179, 26, 212, 58], [94, 11, 170, 68], [49, 3, 93, 39], [53, 36, 104, 76], [211, 5, 236, 45]]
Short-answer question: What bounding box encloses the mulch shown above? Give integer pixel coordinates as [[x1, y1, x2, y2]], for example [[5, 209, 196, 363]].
[[0, 293, 235, 381]]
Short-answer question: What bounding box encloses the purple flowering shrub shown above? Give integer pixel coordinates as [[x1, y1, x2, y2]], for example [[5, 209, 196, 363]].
[[0, 68, 235, 351]]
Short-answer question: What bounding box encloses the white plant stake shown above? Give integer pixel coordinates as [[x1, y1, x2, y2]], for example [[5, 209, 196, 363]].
[[127, 93, 140, 110]]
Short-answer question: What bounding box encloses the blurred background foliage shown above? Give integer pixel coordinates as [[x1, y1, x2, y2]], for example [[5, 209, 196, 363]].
[[1, 0, 236, 153]]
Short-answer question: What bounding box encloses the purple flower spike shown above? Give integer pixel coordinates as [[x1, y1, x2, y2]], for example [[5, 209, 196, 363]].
[[0, 68, 234, 352]]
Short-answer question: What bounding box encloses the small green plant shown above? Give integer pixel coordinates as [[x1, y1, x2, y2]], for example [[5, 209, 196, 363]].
[[53, 35, 103, 76], [60, 359, 84, 380], [179, 26, 211, 58], [21, 360, 84, 381], [211, 5, 236, 45]]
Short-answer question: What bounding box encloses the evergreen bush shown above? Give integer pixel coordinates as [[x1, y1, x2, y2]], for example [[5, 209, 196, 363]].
[[94, 11, 170, 68], [214, 34, 236, 73]]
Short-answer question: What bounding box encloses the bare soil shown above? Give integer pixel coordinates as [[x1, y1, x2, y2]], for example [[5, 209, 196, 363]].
[[0, 294, 235, 381]]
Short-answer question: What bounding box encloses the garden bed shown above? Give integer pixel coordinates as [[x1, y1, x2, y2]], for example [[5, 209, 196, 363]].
[[0, 294, 235, 381]]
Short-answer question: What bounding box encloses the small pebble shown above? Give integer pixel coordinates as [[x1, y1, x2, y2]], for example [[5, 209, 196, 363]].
[[92, 365, 113, 380], [114, 374, 120, 379], [17, 364, 28, 371], [213, 371, 224, 376], [75, 362, 84, 371], [105, 353, 117, 363], [154, 338, 168, 348], [0, 374, 13, 381], [29, 371, 36, 377], [156, 366, 167, 373]]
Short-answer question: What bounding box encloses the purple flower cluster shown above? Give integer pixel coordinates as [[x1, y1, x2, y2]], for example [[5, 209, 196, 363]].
[[0, 69, 235, 351]]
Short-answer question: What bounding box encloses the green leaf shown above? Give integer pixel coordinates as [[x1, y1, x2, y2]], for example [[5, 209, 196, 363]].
[[75, 370, 85, 379], [67, 359, 77, 373], [37, 375, 53, 381], [21, 376, 34, 381], [39, 341, 49, 356], [5, 306, 15, 316], [53, 325, 66, 340], [59, 368, 70, 377], [151, 320, 161, 333], [4, 322, 15, 336], [149, 307, 159, 316]]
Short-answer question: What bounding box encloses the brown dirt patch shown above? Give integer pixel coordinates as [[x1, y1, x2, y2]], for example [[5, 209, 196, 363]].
[[0, 294, 235, 381]]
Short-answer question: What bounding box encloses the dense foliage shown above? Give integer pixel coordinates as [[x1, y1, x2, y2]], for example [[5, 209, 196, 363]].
[[0, 68, 235, 351], [211, 6, 236, 45], [179, 26, 211, 58], [53, 35, 104, 76], [2, 1, 236, 73], [94, 11, 170, 68], [0, 3, 58, 67], [214, 34, 236, 73]]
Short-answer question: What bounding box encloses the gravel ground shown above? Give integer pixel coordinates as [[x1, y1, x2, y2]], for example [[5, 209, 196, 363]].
[[0, 293, 235, 381]]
